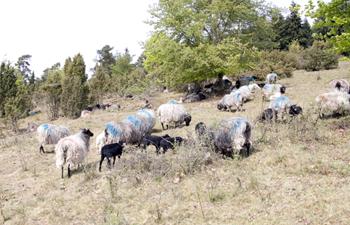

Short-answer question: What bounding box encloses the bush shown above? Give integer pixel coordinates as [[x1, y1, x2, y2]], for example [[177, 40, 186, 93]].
[[251, 50, 296, 80], [302, 41, 338, 71]]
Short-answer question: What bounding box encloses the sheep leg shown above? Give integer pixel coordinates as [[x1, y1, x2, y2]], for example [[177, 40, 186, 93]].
[[107, 158, 112, 169], [112, 156, 116, 167], [39, 145, 45, 154], [99, 155, 105, 172], [61, 166, 64, 179], [68, 165, 71, 178], [161, 123, 165, 130]]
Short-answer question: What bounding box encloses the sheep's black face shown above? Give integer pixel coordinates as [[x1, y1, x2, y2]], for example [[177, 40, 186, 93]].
[[289, 105, 303, 116], [185, 115, 192, 126], [162, 134, 171, 138], [195, 122, 207, 136], [280, 86, 286, 94], [336, 82, 342, 90], [217, 103, 227, 111], [261, 108, 277, 121], [82, 128, 94, 137]]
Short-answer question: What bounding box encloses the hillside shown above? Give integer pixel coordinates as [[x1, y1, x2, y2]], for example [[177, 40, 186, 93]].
[[1, 62, 350, 225]]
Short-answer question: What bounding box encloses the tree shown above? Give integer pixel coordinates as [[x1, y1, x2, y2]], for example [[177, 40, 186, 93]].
[[309, 0, 350, 54], [149, 0, 275, 47], [61, 54, 89, 118], [145, 0, 269, 87], [96, 45, 116, 75], [0, 62, 17, 117], [4, 75, 31, 132], [89, 64, 109, 103], [299, 19, 313, 48], [110, 48, 137, 95], [42, 68, 63, 120], [15, 54, 32, 83]]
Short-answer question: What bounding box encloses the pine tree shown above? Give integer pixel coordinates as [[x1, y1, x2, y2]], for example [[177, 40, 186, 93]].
[[42, 68, 63, 120], [61, 54, 89, 118], [0, 62, 17, 117], [4, 75, 31, 132], [299, 19, 313, 48]]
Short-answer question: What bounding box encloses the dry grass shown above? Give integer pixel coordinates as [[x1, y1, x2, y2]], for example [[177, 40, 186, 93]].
[[1, 62, 350, 225]]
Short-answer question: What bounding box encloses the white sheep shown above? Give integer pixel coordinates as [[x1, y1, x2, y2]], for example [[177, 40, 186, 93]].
[[195, 117, 252, 157], [96, 131, 107, 154], [262, 84, 284, 101], [157, 101, 191, 130], [269, 95, 292, 119], [266, 73, 278, 84], [316, 91, 350, 117], [231, 83, 261, 101], [329, 79, 350, 93], [55, 128, 94, 178], [37, 123, 70, 153], [217, 92, 243, 112]]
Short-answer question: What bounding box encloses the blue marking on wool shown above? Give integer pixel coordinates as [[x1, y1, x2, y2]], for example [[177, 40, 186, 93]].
[[126, 115, 142, 128], [41, 124, 49, 130], [263, 84, 272, 91], [167, 100, 178, 104], [138, 109, 153, 126], [271, 96, 290, 110], [105, 122, 120, 137], [230, 118, 246, 134]]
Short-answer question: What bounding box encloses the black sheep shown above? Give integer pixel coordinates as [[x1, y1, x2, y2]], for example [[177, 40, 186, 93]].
[[141, 134, 170, 153], [99, 141, 125, 172], [159, 137, 184, 154]]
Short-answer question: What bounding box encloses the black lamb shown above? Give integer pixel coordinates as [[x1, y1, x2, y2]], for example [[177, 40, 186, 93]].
[[99, 141, 125, 172]]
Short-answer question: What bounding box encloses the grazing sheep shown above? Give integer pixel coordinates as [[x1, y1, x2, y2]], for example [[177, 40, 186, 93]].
[[262, 84, 283, 101], [99, 141, 125, 172], [96, 131, 107, 154], [269, 96, 303, 120], [105, 121, 135, 144], [104, 109, 156, 145], [259, 108, 278, 122], [268, 86, 286, 101], [217, 92, 243, 112], [157, 101, 192, 130], [55, 128, 94, 178], [329, 79, 350, 93], [232, 83, 261, 101], [159, 136, 184, 154], [37, 124, 70, 153], [195, 117, 252, 157], [141, 134, 171, 153], [266, 73, 278, 84], [315, 91, 350, 118]]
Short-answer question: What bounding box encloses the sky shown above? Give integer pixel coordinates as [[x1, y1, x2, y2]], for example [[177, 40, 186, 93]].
[[0, 0, 317, 77]]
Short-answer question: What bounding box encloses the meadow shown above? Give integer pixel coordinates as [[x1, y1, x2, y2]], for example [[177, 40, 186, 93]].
[[1, 62, 350, 225]]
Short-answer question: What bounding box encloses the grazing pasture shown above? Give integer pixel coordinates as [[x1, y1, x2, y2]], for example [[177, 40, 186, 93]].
[[1, 62, 350, 225]]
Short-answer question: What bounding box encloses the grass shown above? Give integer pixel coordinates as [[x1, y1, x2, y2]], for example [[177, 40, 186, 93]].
[[1, 62, 350, 224]]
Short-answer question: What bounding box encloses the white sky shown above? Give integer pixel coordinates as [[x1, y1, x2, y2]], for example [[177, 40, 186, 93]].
[[0, 0, 317, 77]]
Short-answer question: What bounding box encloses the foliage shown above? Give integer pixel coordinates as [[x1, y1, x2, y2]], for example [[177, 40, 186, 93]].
[[95, 45, 116, 75], [276, 2, 313, 50], [15, 55, 32, 84], [144, 33, 258, 87], [61, 54, 89, 118], [0, 62, 17, 117], [302, 41, 338, 71], [251, 50, 296, 79], [41, 68, 63, 120], [308, 0, 350, 54], [4, 75, 31, 132]]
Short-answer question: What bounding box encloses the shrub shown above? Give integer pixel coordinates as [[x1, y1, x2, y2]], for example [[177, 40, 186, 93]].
[[302, 41, 338, 71], [251, 50, 296, 80]]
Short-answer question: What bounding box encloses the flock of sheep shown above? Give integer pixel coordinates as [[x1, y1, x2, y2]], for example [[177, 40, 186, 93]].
[[35, 72, 350, 178]]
